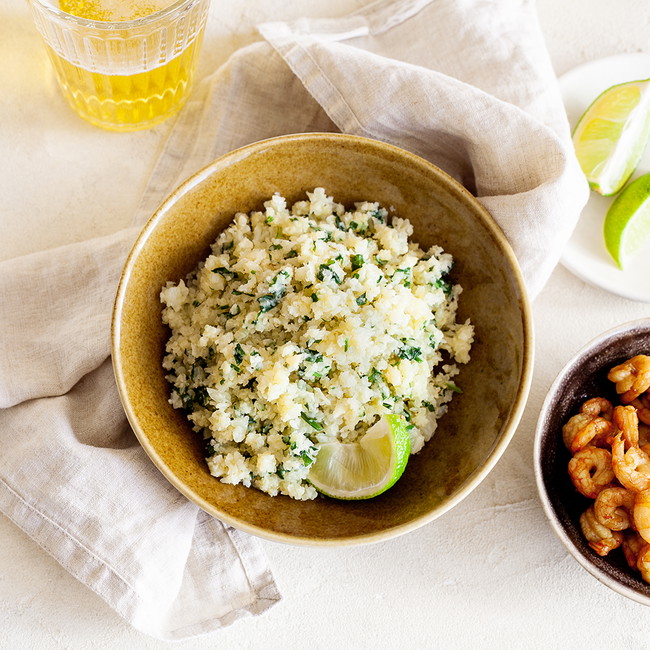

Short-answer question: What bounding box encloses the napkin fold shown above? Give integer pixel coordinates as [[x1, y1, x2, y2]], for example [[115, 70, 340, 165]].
[[1, 0, 588, 640], [140, 0, 588, 297], [0, 230, 279, 640]]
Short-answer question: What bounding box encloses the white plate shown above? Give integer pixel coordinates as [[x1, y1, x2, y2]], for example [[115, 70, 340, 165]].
[[559, 53, 650, 303]]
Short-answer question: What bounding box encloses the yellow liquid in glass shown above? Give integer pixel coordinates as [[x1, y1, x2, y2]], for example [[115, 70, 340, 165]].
[[47, 1, 205, 131], [59, 0, 174, 21]]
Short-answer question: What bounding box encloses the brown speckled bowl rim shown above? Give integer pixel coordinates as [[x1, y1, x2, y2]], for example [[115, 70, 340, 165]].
[[534, 318, 650, 604], [112, 132, 534, 546]]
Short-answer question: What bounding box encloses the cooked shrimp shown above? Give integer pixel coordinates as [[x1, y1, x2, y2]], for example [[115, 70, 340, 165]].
[[612, 405, 639, 448], [580, 506, 624, 556], [562, 412, 614, 453], [594, 487, 635, 531], [581, 397, 614, 420], [611, 433, 650, 493], [634, 490, 650, 544], [631, 394, 650, 426], [608, 355, 650, 404], [568, 447, 615, 498], [622, 531, 646, 569], [637, 543, 650, 582]]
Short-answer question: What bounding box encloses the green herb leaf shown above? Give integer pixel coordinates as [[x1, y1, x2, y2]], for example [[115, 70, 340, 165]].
[[317, 264, 342, 285], [258, 294, 279, 312], [212, 267, 239, 279], [371, 209, 385, 224], [351, 254, 365, 270], [300, 412, 323, 431], [434, 277, 453, 296], [397, 344, 423, 362], [257, 271, 289, 313], [304, 349, 323, 363], [194, 385, 211, 407]]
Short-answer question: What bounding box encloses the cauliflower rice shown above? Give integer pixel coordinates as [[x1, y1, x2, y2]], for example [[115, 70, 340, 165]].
[[160, 188, 473, 500]]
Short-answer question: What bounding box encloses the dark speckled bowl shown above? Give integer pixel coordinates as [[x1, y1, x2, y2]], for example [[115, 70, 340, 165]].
[[535, 318, 650, 604], [113, 133, 533, 546]]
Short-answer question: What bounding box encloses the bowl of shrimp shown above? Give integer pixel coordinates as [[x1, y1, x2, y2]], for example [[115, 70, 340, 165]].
[[534, 318, 650, 606]]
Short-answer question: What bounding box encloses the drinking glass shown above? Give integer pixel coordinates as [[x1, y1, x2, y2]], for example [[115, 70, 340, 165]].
[[27, 0, 211, 131]]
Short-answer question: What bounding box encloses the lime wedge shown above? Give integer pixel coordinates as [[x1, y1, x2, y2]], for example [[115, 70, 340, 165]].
[[603, 172, 650, 268], [307, 414, 410, 500], [572, 78, 650, 196]]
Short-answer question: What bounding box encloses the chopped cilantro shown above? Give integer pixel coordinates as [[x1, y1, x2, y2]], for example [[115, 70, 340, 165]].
[[434, 277, 453, 296], [194, 386, 210, 407], [300, 412, 323, 431], [317, 263, 342, 285], [212, 267, 238, 279], [257, 270, 289, 313], [304, 349, 323, 363], [397, 344, 423, 362], [445, 382, 463, 394]]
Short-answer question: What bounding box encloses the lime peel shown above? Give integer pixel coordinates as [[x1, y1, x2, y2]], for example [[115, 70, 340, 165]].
[[573, 78, 650, 196], [603, 172, 650, 269], [307, 414, 410, 500]]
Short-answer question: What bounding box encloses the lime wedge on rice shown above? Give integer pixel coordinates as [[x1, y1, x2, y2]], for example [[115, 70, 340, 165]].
[[308, 414, 410, 500], [603, 172, 650, 268], [572, 78, 650, 195]]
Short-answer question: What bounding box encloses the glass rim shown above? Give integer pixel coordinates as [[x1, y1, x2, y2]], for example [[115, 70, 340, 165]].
[[28, 0, 204, 29]]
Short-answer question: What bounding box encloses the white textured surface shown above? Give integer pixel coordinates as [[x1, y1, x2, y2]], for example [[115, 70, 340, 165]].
[[2, 0, 650, 647]]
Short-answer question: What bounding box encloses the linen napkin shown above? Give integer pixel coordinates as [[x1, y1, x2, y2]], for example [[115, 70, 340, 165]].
[[138, 0, 589, 297], [1, 0, 588, 641]]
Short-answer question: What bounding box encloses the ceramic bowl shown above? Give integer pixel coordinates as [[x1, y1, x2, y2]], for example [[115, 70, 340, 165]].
[[112, 132, 533, 546], [535, 318, 650, 605]]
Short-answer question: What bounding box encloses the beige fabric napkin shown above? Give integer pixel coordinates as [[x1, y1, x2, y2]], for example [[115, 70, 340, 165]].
[[139, 0, 589, 298], [1, 0, 588, 641], [0, 230, 280, 640]]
